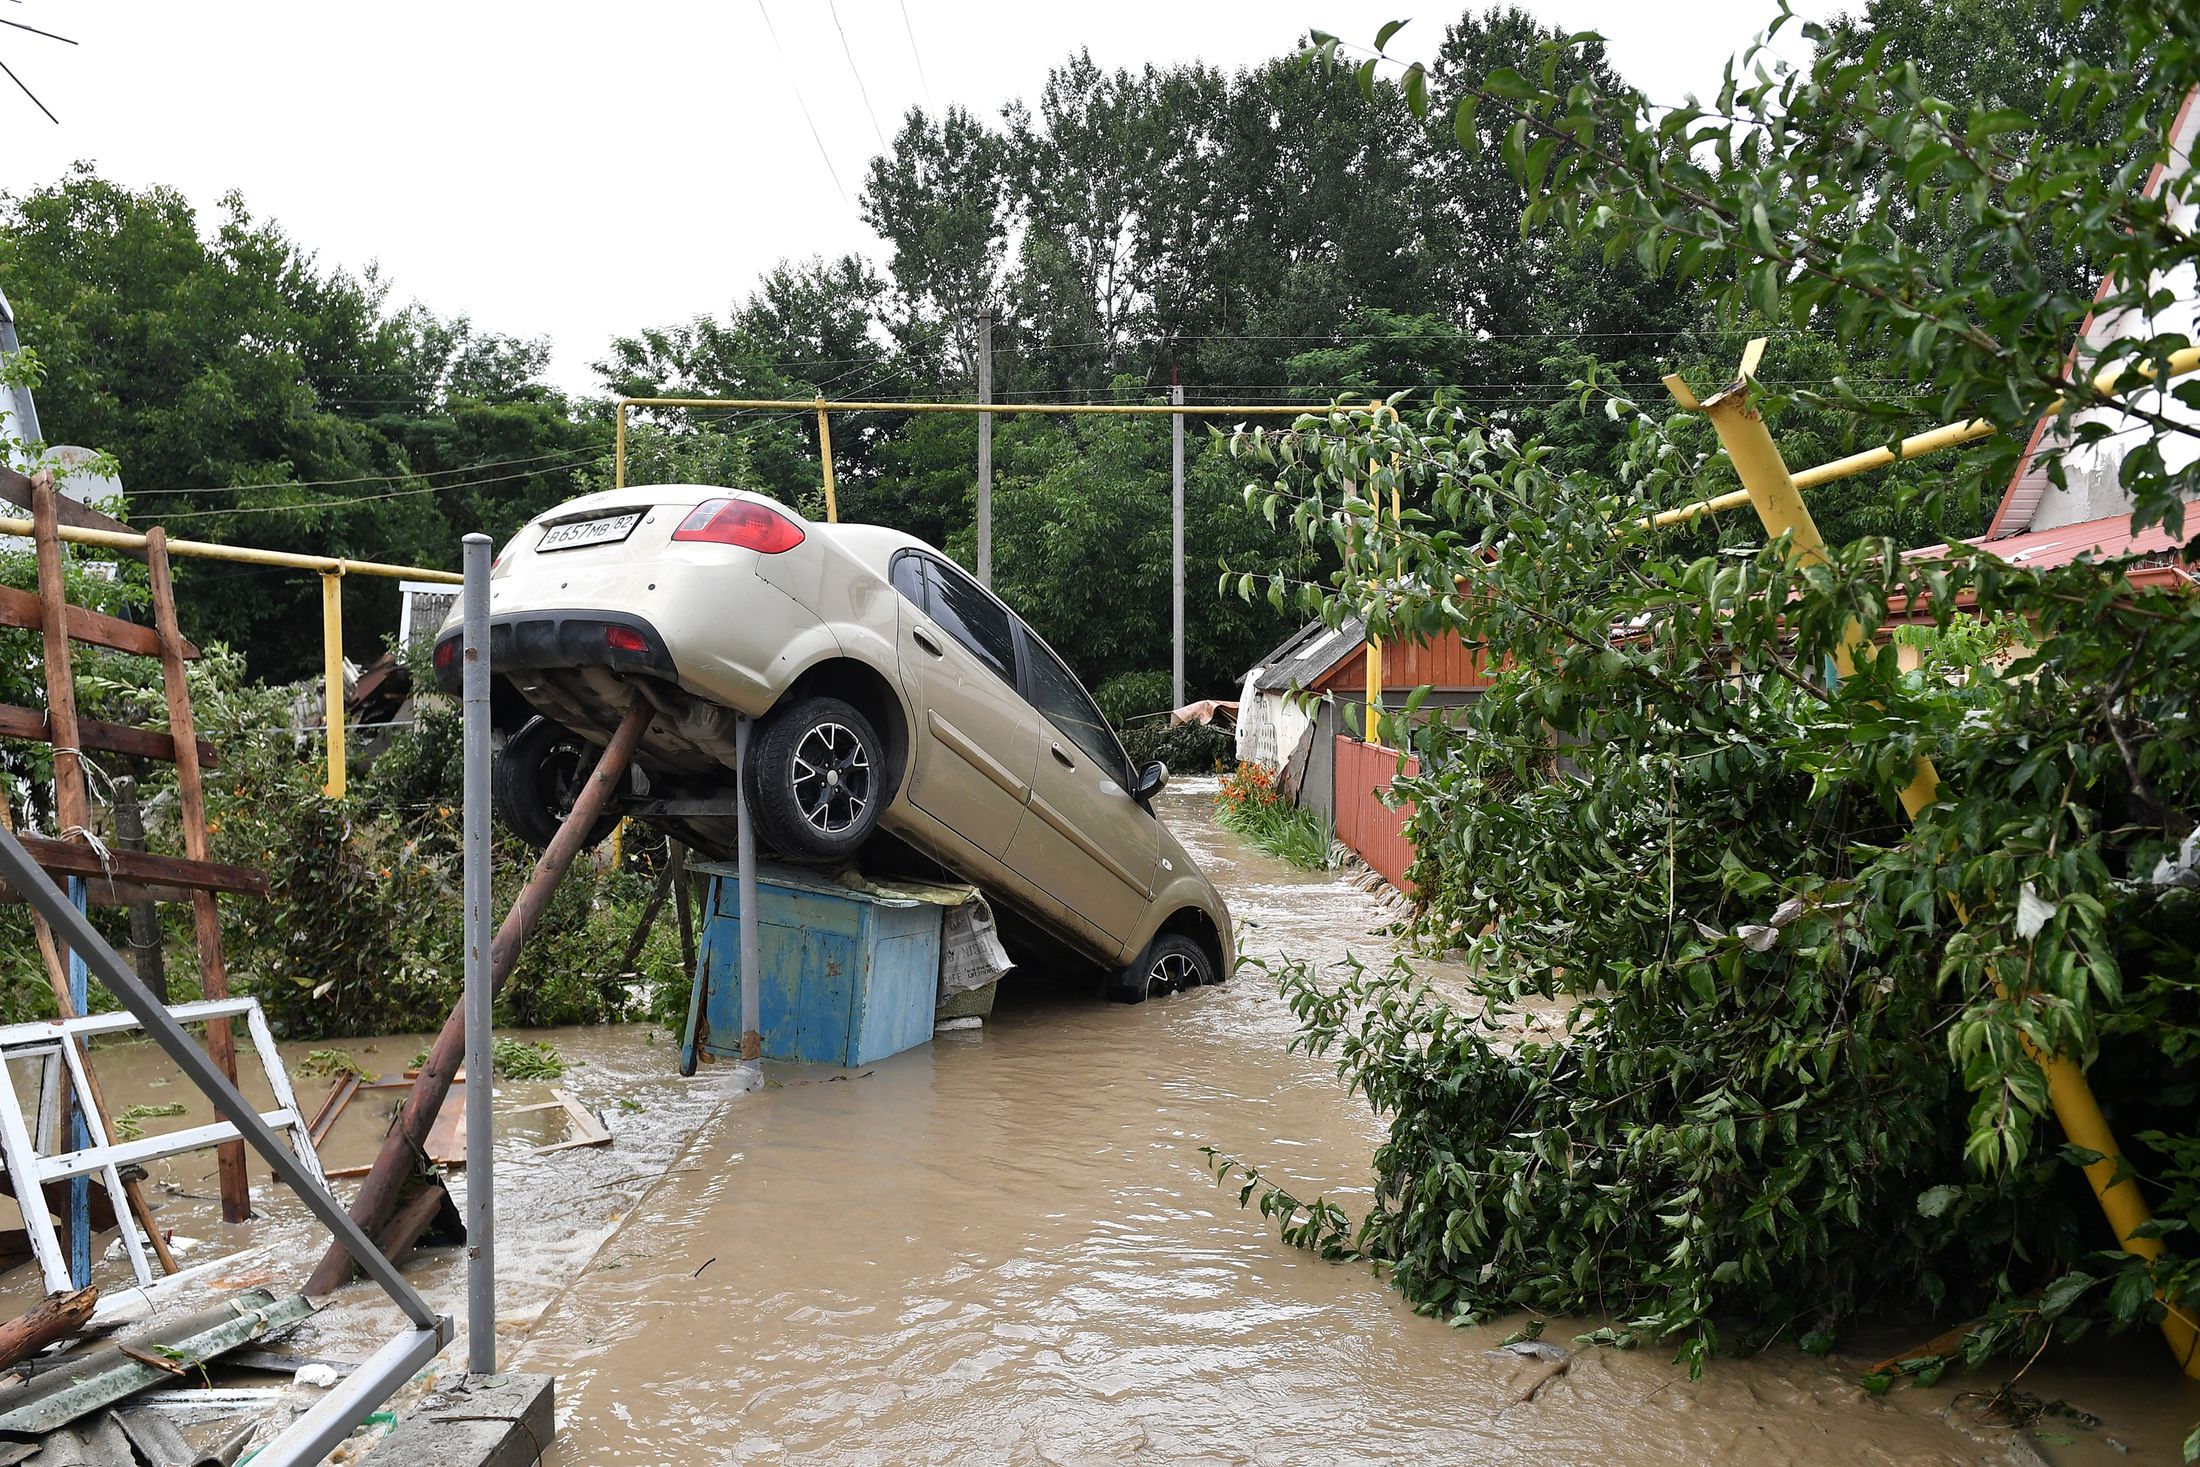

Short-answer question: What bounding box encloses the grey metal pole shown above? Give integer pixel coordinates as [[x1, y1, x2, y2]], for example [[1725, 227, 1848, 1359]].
[[735, 714, 762, 1087], [976, 311, 993, 588], [459, 532, 495, 1376], [1171, 381, 1185, 711]]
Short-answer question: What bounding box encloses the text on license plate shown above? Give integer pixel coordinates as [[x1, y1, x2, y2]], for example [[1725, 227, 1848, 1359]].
[[538, 512, 643, 551]]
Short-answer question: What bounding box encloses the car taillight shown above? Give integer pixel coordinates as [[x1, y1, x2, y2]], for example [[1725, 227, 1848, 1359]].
[[433, 639, 456, 671], [671, 498, 805, 553], [605, 625, 648, 653]]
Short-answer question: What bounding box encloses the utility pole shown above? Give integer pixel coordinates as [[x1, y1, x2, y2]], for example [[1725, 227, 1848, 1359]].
[[1171, 379, 1185, 710], [976, 312, 993, 588]]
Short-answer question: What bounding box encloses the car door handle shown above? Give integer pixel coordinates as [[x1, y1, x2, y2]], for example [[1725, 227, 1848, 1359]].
[[1050, 742, 1076, 769], [911, 625, 944, 657]]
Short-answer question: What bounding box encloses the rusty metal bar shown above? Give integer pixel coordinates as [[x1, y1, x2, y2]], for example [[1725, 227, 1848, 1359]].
[[307, 698, 655, 1295]]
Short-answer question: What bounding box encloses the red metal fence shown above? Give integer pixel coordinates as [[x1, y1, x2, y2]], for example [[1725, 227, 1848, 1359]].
[[1333, 736, 1419, 894]]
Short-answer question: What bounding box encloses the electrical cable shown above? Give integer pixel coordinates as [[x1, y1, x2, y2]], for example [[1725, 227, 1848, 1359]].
[[896, 0, 933, 110], [754, 0, 850, 204], [126, 446, 607, 497], [140, 457, 615, 521], [826, 0, 891, 154]]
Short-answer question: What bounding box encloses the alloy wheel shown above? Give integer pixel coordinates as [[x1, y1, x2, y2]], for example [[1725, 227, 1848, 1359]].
[[790, 721, 874, 835], [1149, 949, 1200, 995]]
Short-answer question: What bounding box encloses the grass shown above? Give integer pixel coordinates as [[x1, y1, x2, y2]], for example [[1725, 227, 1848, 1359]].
[[1215, 789, 1335, 871]]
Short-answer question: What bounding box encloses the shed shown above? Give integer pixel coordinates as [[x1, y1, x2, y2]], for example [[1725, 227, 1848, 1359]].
[[1235, 618, 1493, 821]]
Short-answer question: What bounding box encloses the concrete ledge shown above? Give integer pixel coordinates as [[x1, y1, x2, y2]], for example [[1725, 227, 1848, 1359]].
[[367, 1372, 554, 1467]]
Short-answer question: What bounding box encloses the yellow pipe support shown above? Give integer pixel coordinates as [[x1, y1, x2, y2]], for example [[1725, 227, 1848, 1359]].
[[815, 400, 839, 524], [321, 571, 346, 799], [619, 395, 1328, 417], [1676, 345, 2196, 1376], [0, 517, 462, 582], [615, 398, 628, 491], [1642, 343, 2200, 530]]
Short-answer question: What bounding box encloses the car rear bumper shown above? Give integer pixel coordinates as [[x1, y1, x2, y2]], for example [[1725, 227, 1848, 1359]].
[[432, 609, 677, 694]]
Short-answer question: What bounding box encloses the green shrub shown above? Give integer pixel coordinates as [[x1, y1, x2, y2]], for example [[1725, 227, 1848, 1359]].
[[1214, 762, 1333, 870]]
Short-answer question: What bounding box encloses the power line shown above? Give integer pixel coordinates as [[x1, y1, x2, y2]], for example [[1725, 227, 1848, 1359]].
[[826, 0, 891, 155], [755, 0, 850, 205], [126, 446, 605, 497], [896, 0, 933, 111], [142, 457, 614, 521]]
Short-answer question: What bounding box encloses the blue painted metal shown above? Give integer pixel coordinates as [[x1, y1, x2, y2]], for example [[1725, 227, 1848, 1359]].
[[694, 862, 941, 1067], [66, 875, 88, 1288]]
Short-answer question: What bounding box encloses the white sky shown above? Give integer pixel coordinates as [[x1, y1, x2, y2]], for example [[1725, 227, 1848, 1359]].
[[0, 1, 1835, 396]]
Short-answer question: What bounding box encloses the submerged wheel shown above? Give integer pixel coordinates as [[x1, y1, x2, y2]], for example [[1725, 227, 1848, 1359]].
[[745, 695, 887, 862], [492, 717, 618, 852], [1110, 933, 1214, 1005]]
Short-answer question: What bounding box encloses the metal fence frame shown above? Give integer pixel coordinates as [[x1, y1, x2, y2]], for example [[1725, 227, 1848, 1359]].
[[0, 825, 451, 1466]]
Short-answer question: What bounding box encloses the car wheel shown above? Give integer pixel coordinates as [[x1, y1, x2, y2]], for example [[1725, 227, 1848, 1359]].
[[746, 695, 887, 862], [1110, 933, 1213, 1005], [493, 717, 619, 852]]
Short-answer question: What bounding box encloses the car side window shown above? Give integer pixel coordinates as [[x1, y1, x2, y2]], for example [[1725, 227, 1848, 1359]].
[[920, 557, 1018, 686], [889, 551, 925, 607], [1019, 629, 1130, 788]]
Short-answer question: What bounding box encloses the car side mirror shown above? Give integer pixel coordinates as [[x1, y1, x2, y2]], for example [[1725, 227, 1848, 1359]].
[[1134, 761, 1168, 805]]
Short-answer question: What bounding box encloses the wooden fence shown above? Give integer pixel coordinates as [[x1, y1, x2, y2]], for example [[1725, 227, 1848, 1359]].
[[1332, 736, 1419, 894]]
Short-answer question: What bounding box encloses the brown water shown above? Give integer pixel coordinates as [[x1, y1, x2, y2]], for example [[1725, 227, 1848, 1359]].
[[506, 783, 2200, 1466]]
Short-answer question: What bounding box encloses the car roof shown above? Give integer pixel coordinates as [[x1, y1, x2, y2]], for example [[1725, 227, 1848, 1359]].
[[816, 520, 935, 579]]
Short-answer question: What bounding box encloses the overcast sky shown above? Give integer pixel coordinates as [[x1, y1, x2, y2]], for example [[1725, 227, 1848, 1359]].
[[0, 1, 1835, 396]]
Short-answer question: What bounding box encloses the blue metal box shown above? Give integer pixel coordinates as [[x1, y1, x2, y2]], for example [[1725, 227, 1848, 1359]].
[[693, 861, 943, 1067]]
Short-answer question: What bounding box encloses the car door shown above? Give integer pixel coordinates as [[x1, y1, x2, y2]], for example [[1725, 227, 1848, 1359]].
[[1002, 622, 1160, 950], [889, 552, 1037, 861]]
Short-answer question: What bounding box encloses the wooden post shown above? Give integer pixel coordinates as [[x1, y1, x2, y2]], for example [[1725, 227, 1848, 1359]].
[[112, 777, 166, 1002], [307, 699, 654, 1296], [145, 528, 251, 1223], [31, 480, 92, 1279]]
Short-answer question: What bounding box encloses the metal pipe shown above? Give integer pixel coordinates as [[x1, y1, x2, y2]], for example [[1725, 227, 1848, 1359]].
[[308, 698, 655, 1296], [0, 517, 461, 581], [615, 398, 629, 491], [250, 1326, 446, 1467], [321, 572, 345, 798], [977, 313, 993, 587], [735, 714, 760, 1075], [1643, 343, 2200, 530], [459, 533, 495, 1376], [1171, 382, 1185, 709], [0, 821, 445, 1331], [1674, 347, 2196, 1376], [619, 395, 1325, 417], [815, 400, 840, 523]]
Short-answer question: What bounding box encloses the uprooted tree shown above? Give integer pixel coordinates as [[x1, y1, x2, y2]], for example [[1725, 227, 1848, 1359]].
[[1212, 0, 2200, 1429]]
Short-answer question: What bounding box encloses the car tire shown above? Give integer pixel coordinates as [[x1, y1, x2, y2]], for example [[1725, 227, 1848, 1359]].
[[745, 695, 888, 863], [1110, 932, 1213, 1005], [493, 717, 618, 852]]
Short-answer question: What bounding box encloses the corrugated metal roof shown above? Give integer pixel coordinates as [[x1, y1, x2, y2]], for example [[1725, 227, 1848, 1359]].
[[1911, 504, 2193, 575], [1248, 615, 1367, 693]]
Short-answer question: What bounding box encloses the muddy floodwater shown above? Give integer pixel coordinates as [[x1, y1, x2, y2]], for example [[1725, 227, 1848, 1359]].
[[503, 784, 2198, 1466], [5, 785, 2190, 1462]]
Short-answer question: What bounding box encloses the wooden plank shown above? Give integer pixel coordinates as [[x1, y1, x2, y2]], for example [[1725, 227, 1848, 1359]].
[[532, 1089, 611, 1155], [0, 585, 195, 661], [145, 527, 251, 1222], [0, 463, 146, 564], [5, 835, 267, 898], [423, 1080, 468, 1168], [0, 704, 219, 768]]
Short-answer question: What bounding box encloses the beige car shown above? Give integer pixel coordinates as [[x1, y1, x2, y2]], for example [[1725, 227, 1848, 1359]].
[[432, 485, 1231, 1002]]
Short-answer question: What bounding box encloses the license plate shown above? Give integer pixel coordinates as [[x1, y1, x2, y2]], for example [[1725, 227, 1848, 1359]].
[[538, 512, 642, 552]]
